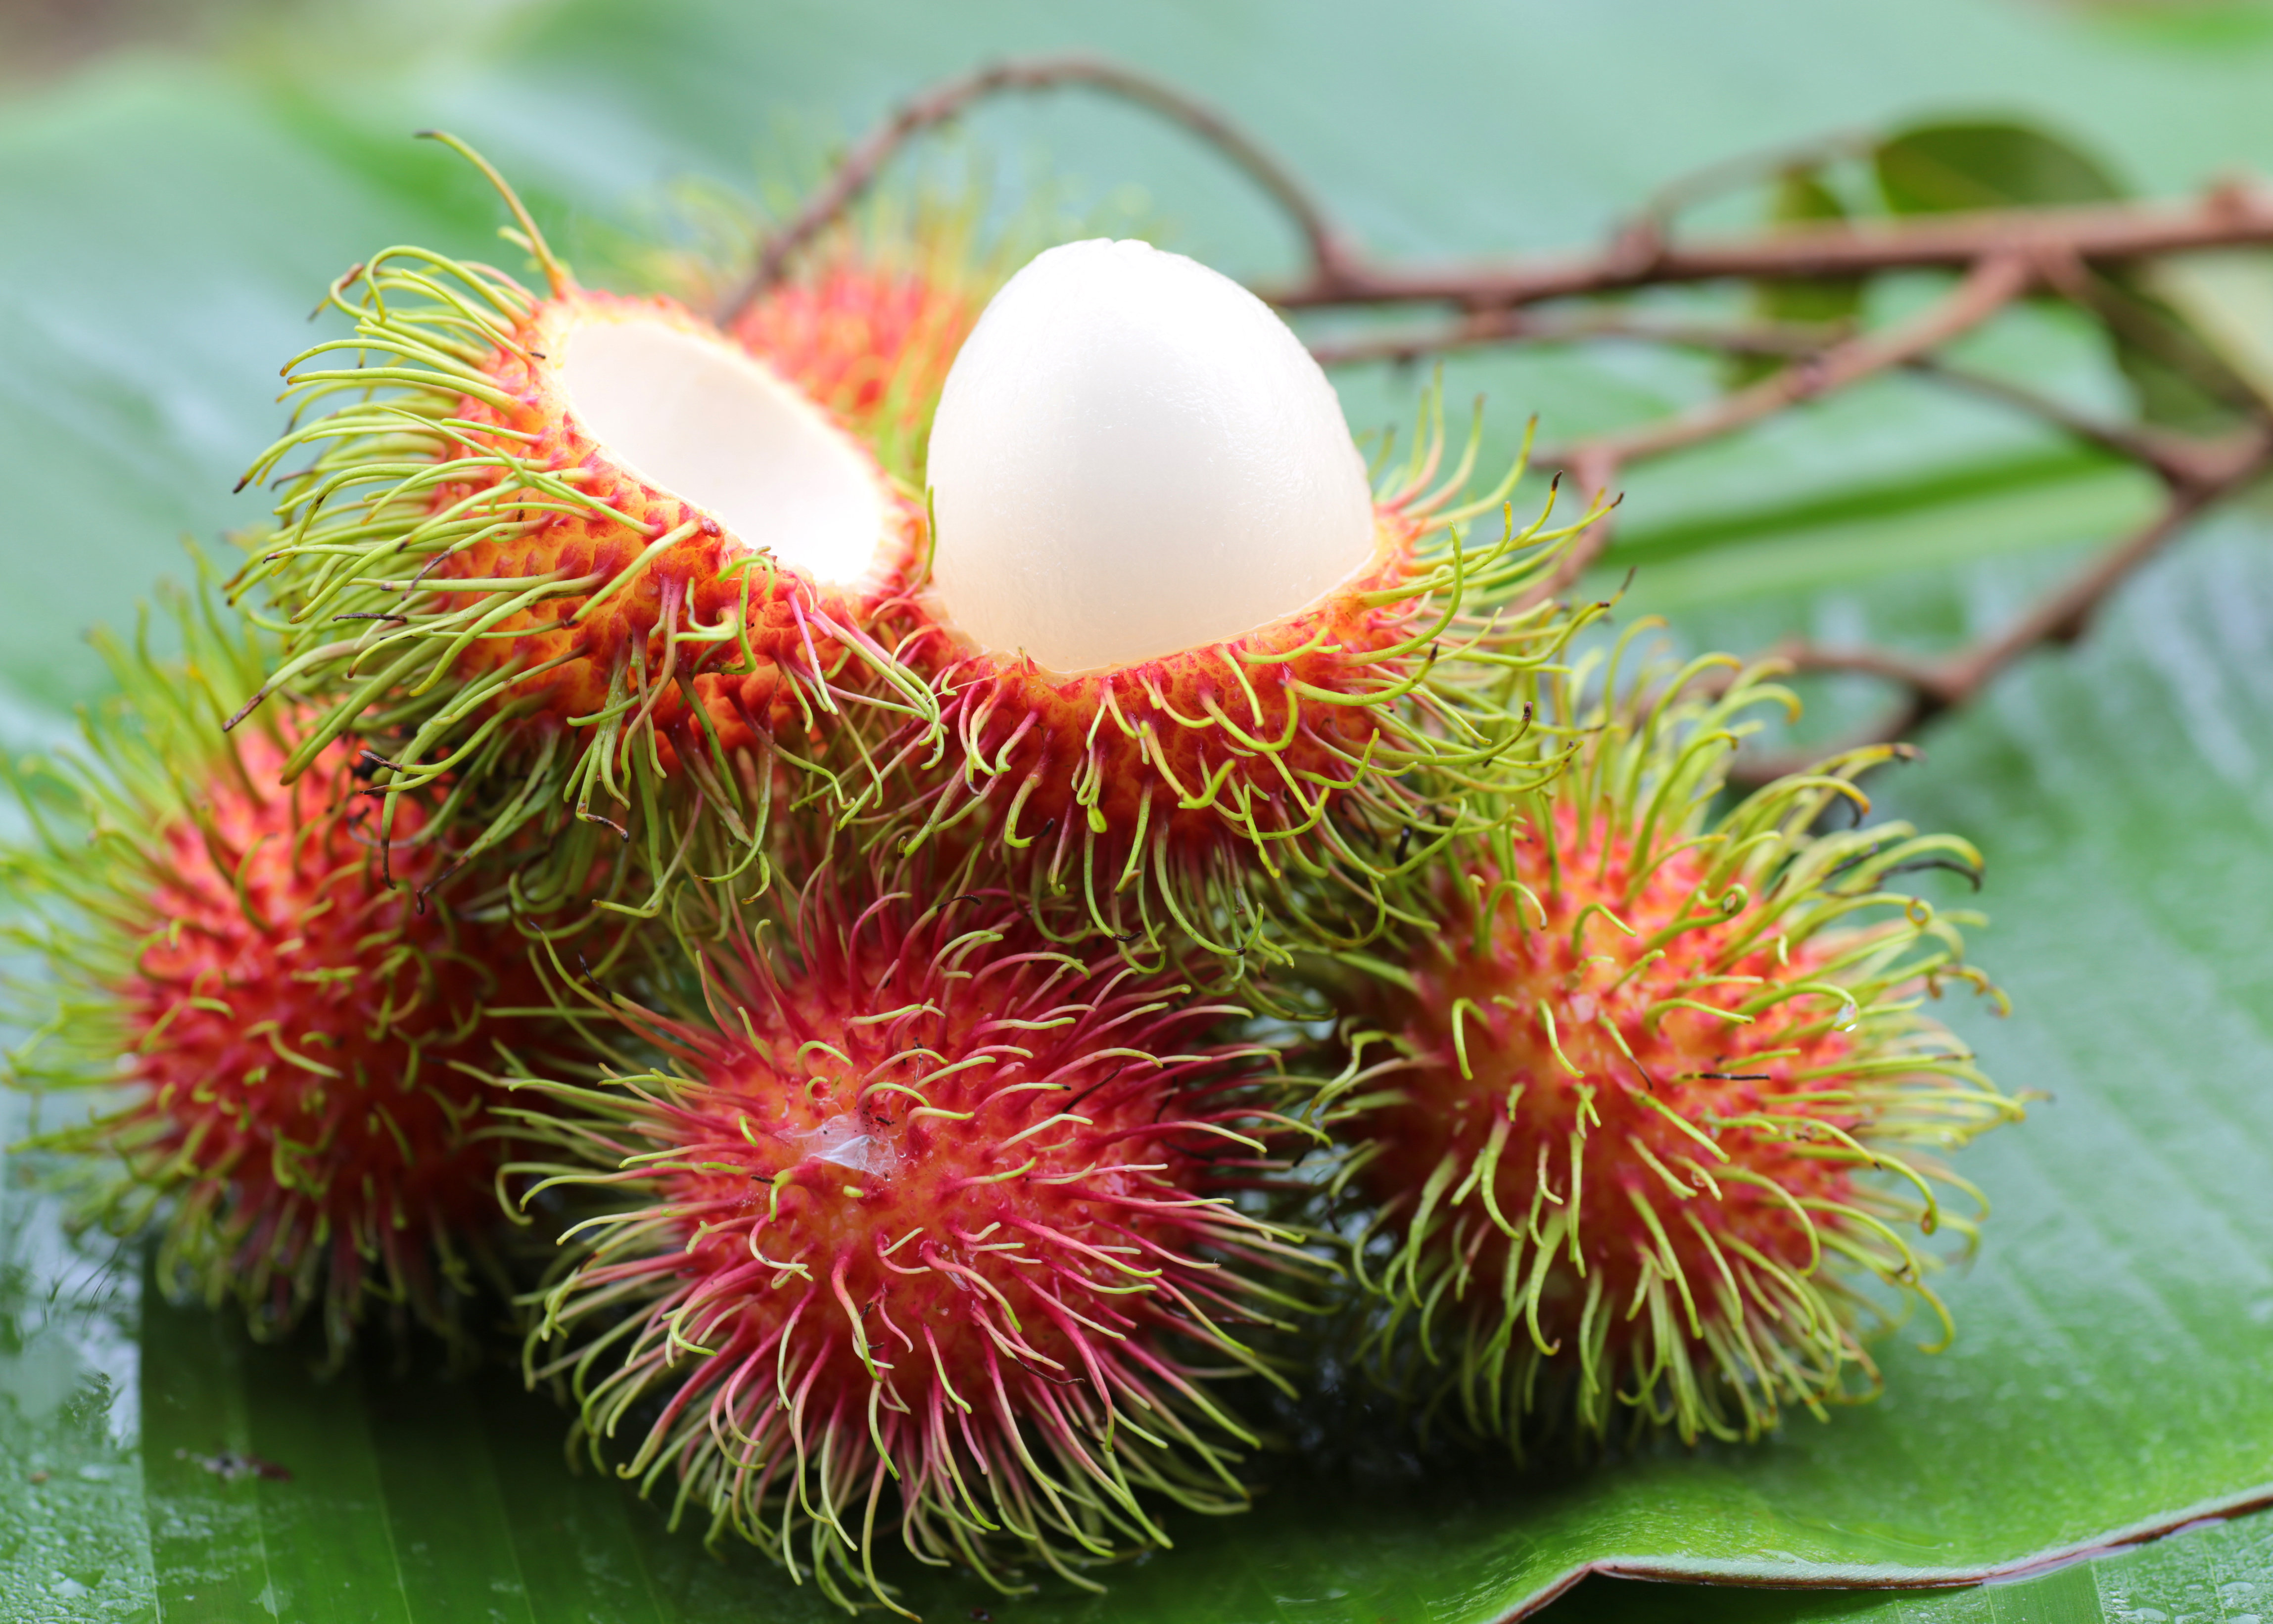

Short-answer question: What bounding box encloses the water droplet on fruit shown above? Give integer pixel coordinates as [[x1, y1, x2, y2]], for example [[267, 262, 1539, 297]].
[[798, 1113, 900, 1178]]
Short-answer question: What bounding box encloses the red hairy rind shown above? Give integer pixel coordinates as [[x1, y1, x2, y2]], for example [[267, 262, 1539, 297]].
[[505, 856, 1315, 1612], [1324, 650, 2022, 1450], [1, 598, 543, 1357], [733, 252, 983, 477], [127, 730, 535, 1344], [917, 517, 1430, 849], [874, 420, 1608, 967], [234, 160, 940, 905]]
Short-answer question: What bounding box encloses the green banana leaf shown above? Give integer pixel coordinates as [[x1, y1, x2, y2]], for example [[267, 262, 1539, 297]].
[[6, 2, 2273, 1619]]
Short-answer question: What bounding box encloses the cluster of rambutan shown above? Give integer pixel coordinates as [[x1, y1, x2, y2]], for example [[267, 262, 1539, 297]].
[[0, 138, 2024, 1616]]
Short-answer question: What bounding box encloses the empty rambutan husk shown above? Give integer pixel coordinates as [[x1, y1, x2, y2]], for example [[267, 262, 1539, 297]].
[[232, 135, 938, 919], [496, 838, 1321, 1611], [1313, 633, 2024, 1451], [0, 581, 550, 1357]]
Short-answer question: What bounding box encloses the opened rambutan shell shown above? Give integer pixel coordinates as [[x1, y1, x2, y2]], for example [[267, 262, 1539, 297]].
[[2, 602, 543, 1353], [1326, 657, 2022, 1448], [506, 854, 1313, 1608], [236, 139, 936, 886], [881, 239, 1602, 964], [894, 476, 1548, 955]]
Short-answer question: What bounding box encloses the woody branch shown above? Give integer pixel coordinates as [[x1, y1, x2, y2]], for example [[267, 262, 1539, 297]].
[[753, 55, 2273, 772]]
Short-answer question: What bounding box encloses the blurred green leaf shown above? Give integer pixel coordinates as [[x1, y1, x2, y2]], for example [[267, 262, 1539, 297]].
[[1875, 117, 2251, 431], [1875, 119, 2126, 213], [1760, 168, 1861, 311], [2153, 248, 2273, 413], [0, 67, 522, 714]]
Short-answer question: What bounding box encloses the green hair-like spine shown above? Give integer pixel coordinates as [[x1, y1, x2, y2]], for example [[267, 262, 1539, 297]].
[[1, 575, 541, 1356], [230, 139, 938, 935], [1313, 632, 2024, 1450]]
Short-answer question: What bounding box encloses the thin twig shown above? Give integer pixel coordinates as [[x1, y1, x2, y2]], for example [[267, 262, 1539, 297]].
[[717, 53, 1363, 325], [1308, 309, 1850, 368], [1901, 355, 2252, 487], [1262, 178, 2273, 310], [743, 59, 2273, 784], [1514, 254, 2035, 605], [1936, 444, 2269, 684], [1630, 127, 1878, 234], [1591, 127, 1880, 293], [1536, 252, 2033, 471], [1735, 428, 2273, 783], [2029, 242, 2261, 416]]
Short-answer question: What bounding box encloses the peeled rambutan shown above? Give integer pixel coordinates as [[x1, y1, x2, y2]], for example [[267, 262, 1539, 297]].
[[882, 238, 1601, 964], [502, 847, 1314, 1611], [0, 589, 544, 1354], [1322, 646, 2023, 1449], [234, 136, 935, 889]]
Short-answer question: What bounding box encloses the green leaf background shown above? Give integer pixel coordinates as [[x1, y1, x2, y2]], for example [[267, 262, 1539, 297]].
[[6, 2, 2273, 1619]]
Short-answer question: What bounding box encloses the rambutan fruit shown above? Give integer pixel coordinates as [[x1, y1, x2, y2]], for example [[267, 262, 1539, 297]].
[[501, 847, 1315, 1611], [883, 238, 1602, 965], [729, 219, 987, 482], [233, 136, 936, 901], [0, 586, 545, 1355], [1319, 642, 2024, 1449]]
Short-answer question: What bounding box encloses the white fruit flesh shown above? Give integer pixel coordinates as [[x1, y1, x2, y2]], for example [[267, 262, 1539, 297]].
[[925, 238, 1377, 675], [559, 315, 891, 590]]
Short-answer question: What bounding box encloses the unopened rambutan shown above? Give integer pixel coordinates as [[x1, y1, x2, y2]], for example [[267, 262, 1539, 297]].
[[730, 225, 986, 481], [1321, 642, 2023, 1448], [502, 848, 1314, 1611], [0, 588, 544, 1354], [234, 135, 935, 897], [883, 238, 1601, 964]]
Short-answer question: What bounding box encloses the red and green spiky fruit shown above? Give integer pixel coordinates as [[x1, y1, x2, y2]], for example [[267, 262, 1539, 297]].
[[505, 850, 1315, 1611], [235, 136, 936, 892], [730, 234, 986, 481], [1323, 650, 2023, 1449], [1, 590, 544, 1354], [882, 239, 1603, 966]]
